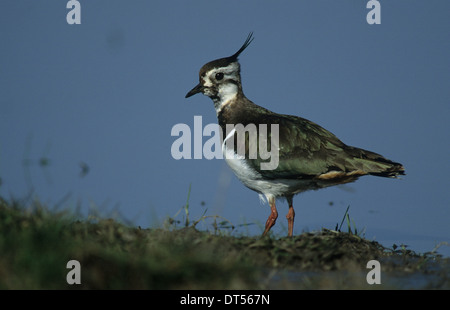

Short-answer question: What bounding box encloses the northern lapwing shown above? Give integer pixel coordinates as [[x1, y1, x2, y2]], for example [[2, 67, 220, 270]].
[[185, 33, 405, 237]]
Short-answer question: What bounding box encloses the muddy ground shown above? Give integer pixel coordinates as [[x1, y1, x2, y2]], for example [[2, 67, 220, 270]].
[[159, 227, 450, 289], [0, 198, 449, 289]]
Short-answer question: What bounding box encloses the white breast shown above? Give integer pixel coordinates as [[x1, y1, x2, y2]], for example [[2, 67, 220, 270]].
[[222, 128, 261, 188]]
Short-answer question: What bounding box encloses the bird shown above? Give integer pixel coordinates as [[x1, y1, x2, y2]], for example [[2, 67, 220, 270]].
[[185, 32, 405, 237]]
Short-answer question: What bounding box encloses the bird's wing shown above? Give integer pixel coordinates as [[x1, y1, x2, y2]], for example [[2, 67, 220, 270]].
[[244, 113, 404, 179]]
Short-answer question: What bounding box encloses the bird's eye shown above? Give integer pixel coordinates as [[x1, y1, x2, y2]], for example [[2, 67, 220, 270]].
[[215, 72, 224, 81]]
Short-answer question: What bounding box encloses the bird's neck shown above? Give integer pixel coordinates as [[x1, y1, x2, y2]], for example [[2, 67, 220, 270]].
[[213, 82, 243, 115]]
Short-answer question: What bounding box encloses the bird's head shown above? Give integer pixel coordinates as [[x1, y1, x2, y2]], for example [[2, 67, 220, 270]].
[[185, 33, 254, 111]]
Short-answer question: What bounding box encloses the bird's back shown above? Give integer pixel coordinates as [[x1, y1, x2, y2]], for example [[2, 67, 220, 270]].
[[219, 97, 405, 186]]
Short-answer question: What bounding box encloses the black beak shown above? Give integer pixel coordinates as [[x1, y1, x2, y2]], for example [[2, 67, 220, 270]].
[[185, 83, 204, 98]]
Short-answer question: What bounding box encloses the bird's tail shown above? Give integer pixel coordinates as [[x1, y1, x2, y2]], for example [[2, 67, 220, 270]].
[[346, 146, 405, 178]]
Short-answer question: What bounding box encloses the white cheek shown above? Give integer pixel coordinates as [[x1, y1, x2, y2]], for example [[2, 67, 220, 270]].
[[219, 83, 238, 102]]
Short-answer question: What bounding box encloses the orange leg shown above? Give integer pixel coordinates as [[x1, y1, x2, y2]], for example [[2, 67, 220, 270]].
[[262, 196, 278, 236], [286, 196, 295, 237]]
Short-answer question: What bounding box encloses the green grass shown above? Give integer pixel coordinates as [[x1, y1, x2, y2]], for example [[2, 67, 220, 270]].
[[0, 196, 448, 289], [0, 196, 257, 289]]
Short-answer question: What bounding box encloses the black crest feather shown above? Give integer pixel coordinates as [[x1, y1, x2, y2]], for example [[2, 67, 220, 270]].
[[229, 32, 254, 61], [197, 32, 254, 78]]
